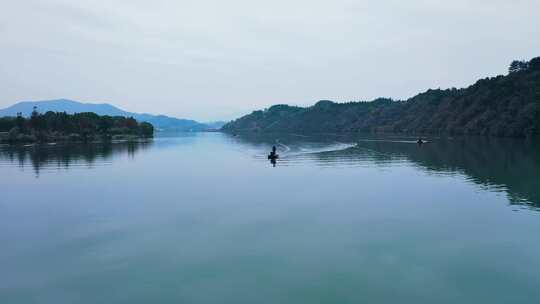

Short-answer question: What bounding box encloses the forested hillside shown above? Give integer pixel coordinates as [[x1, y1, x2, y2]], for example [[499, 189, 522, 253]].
[[223, 57, 540, 137]]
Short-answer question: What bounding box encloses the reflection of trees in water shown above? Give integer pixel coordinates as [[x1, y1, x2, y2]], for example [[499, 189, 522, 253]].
[[230, 133, 540, 210], [353, 138, 540, 210], [0, 140, 153, 176]]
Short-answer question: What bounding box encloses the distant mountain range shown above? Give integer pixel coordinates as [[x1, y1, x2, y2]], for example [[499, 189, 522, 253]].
[[0, 99, 225, 131], [223, 57, 540, 138]]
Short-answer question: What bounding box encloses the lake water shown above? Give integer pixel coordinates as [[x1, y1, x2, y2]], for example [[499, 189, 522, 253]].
[[1, 132, 539, 303]]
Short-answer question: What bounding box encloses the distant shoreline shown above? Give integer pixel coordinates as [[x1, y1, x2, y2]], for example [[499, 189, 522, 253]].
[[0, 132, 152, 145]]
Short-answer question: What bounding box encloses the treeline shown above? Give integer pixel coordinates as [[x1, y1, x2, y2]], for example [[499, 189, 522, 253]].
[[222, 57, 540, 138], [0, 108, 154, 143]]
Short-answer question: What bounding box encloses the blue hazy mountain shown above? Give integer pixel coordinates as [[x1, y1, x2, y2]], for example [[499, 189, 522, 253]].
[[0, 99, 221, 131], [204, 121, 227, 129]]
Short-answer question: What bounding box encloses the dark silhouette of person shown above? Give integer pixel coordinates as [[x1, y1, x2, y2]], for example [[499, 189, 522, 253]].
[[268, 145, 279, 167]]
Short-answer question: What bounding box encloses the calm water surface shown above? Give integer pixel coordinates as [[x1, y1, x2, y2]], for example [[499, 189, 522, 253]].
[[1, 132, 539, 303]]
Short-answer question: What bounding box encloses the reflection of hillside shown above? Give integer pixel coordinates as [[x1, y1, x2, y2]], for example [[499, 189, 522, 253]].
[[351, 138, 540, 209], [230, 133, 540, 209], [0, 140, 152, 176]]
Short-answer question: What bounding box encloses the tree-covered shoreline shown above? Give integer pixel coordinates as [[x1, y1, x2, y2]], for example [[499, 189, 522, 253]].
[[223, 57, 540, 138], [0, 108, 154, 144]]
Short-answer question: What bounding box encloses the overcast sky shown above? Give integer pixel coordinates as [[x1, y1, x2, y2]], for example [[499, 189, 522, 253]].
[[1, 0, 539, 121]]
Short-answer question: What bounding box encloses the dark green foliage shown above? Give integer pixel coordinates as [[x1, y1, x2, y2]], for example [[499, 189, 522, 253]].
[[509, 60, 529, 73], [223, 57, 540, 138], [529, 57, 540, 71], [0, 117, 15, 132], [0, 110, 154, 143], [139, 122, 154, 137]]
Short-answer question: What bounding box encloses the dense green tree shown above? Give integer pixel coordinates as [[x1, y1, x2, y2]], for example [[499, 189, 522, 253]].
[[16, 112, 24, 131], [0, 117, 15, 131], [509, 60, 529, 73], [139, 122, 154, 137], [30, 106, 40, 131], [0, 111, 154, 143]]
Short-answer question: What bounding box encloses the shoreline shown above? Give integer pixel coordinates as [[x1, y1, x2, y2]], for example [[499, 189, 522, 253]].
[[0, 133, 152, 145]]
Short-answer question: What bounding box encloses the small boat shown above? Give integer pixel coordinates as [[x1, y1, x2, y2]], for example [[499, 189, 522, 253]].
[[268, 153, 279, 160]]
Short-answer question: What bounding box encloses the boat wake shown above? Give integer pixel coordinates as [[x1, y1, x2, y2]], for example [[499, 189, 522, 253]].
[[254, 141, 357, 160], [275, 140, 291, 153], [356, 139, 430, 144], [285, 142, 357, 157]]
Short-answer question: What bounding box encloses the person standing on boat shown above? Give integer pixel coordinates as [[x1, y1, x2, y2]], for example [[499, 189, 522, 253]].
[[268, 145, 279, 166]]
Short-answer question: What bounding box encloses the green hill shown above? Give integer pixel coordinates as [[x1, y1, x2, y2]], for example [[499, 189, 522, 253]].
[[222, 57, 540, 138]]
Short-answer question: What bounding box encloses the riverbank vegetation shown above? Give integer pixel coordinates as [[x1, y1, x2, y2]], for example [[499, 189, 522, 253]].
[[0, 109, 154, 144]]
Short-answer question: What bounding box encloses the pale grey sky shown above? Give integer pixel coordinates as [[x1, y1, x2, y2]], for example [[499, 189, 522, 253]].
[[1, 0, 539, 121]]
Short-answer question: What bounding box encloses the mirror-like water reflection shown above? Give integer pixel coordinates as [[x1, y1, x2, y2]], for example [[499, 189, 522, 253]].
[[0, 140, 153, 176], [1, 132, 539, 303]]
